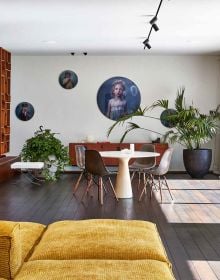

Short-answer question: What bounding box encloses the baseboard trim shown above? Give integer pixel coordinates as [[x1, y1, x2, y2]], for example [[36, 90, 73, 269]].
[[64, 167, 217, 176], [168, 170, 217, 175], [168, 171, 187, 174]]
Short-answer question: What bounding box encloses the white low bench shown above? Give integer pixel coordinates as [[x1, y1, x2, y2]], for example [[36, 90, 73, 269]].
[[11, 162, 44, 184], [11, 162, 44, 170]]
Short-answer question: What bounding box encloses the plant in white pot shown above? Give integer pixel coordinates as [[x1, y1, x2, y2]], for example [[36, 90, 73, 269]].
[[107, 87, 220, 178], [21, 126, 69, 181]]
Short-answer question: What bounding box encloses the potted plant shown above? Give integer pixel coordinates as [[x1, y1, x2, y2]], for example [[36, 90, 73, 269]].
[[107, 87, 220, 178], [21, 126, 69, 181]]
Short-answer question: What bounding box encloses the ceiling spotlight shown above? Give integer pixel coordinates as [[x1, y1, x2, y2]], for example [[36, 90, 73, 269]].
[[71, 52, 75, 56], [149, 16, 157, 25], [83, 52, 87, 56], [152, 23, 159, 31], [142, 0, 164, 50], [143, 39, 151, 49]]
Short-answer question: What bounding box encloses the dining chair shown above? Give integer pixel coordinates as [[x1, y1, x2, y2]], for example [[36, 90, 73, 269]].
[[82, 150, 118, 205], [73, 145, 86, 194], [139, 147, 174, 203], [129, 143, 156, 189]]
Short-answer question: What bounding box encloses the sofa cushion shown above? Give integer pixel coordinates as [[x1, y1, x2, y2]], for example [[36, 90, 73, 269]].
[[0, 221, 45, 279], [30, 219, 170, 265], [15, 259, 175, 280], [0, 221, 21, 279], [19, 222, 46, 261]]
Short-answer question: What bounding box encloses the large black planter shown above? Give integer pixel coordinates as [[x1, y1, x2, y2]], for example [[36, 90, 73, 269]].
[[183, 149, 212, 178]]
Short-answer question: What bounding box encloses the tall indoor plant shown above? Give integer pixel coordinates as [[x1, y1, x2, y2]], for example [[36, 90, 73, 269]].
[[107, 87, 220, 178], [21, 126, 69, 181]]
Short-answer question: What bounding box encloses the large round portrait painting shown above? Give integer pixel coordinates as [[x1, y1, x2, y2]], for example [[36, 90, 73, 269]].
[[59, 70, 78, 90], [15, 102, 35, 121], [97, 76, 141, 120]]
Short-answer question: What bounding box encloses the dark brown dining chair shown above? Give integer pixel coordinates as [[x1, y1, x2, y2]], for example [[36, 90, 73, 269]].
[[82, 150, 118, 205], [139, 148, 174, 203]]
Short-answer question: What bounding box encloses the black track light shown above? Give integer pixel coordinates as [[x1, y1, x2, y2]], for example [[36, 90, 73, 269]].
[[152, 23, 159, 31], [142, 0, 164, 50], [145, 42, 151, 50], [83, 52, 87, 56], [150, 16, 157, 25], [143, 39, 151, 49], [71, 52, 75, 56]]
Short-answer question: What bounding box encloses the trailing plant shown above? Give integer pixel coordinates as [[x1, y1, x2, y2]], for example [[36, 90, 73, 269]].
[[21, 126, 69, 181], [107, 87, 220, 149]]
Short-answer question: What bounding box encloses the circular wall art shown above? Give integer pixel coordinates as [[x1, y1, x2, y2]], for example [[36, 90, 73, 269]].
[[58, 70, 78, 89], [97, 76, 141, 120], [160, 109, 177, 128], [15, 102, 35, 121]]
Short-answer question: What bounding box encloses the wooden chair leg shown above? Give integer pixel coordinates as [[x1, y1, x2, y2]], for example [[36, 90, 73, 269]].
[[143, 173, 147, 194], [130, 171, 135, 182], [99, 177, 103, 205], [163, 175, 173, 200], [108, 177, 118, 201], [81, 177, 93, 202], [138, 172, 141, 189], [158, 176, 162, 203], [139, 181, 147, 201], [73, 171, 83, 194], [150, 174, 154, 200], [138, 174, 149, 201], [102, 181, 108, 194]]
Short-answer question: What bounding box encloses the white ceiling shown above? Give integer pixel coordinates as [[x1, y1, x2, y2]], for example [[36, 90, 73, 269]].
[[1, 0, 220, 55]]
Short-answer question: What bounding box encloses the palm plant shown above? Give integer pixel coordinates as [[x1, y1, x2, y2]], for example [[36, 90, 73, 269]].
[[107, 87, 220, 149], [107, 107, 163, 143], [152, 87, 220, 149]]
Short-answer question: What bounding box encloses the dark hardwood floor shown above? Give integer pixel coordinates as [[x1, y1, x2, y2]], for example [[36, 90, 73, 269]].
[[0, 172, 220, 280]]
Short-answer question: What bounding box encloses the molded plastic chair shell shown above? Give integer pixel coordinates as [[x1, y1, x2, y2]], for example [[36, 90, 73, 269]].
[[129, 144, 156, 170], [73, 145, 86, 194], [129, 144, 156, 188], [84, 150, 118, 205], [75, 145, 86, 169], [150, 147, 173, 176], [139, 148, 174, 203], [85, 150, 109, 177]]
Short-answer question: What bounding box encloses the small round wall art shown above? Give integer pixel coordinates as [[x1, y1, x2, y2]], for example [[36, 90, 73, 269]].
[[59, 70, 78, 89], [15, 102, 35, 121], [97, 76, 141, 121], [160, 109, 177, 128]]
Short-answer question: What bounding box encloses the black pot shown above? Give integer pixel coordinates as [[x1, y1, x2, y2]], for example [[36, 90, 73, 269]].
[[183, 149, 212, 178]]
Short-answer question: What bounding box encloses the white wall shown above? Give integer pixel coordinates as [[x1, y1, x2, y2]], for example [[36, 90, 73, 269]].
[[9, 55, 220, 171]]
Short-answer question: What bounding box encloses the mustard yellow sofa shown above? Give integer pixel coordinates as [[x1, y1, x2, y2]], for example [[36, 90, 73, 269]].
[[0, 219, 175, 280]]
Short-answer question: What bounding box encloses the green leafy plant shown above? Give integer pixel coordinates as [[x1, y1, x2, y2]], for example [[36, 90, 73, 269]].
[[152, 87, 220, 149], [107, 87, 220, 149], [107, 106, 163, 143], [21, 126, 69, 181]]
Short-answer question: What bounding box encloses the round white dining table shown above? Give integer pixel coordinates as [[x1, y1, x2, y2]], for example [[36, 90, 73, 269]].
[[100, 150, 160, 199]]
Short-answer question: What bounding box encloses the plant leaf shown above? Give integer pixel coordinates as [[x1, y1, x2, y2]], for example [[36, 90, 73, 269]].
[[150, 99, 169, 110], [107, 106, 148, 137], [175, 86, 185, 111]]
